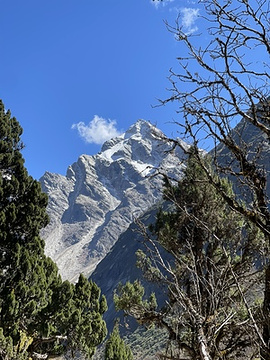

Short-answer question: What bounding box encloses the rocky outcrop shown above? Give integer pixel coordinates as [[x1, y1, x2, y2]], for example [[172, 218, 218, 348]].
[[40, 120, 187, 281]]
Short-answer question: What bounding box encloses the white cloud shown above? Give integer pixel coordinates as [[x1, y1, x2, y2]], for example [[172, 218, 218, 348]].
[[72, 115, 121, 145], [151, 1, 200, 33], [180, 7, 199, 34], [150, 0, 175, 9]]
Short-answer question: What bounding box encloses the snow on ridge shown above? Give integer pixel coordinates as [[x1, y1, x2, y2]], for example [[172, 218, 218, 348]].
[[99, 141, 124, 162], [41, 119, 188, 281], [130, 160, 154, 176], [98, 120, 168, 164]]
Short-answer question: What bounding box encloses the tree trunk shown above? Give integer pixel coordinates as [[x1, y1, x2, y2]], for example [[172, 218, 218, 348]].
[[262, 263, 270, 359], [197, 321, 212, 360]]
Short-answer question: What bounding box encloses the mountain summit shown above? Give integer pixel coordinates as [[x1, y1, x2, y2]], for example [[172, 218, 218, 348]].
[[41, 120, 187, 281]]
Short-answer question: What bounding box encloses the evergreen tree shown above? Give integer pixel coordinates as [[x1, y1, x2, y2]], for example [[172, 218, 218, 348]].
[[0, 99, 107, 359], [115, 151, 266, 359], [104, 324, 133, 360], [158, 0, 270, 355]]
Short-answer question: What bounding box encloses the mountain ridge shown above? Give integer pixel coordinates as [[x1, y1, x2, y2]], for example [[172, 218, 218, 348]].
[[41, 119, 187, 282], [91, 117, 270, 336]]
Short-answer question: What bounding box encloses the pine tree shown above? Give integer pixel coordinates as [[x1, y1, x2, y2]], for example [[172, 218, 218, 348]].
[[104, 324, 133, 360], [115, 151, 266, 359], [0, 100, 107, 359]]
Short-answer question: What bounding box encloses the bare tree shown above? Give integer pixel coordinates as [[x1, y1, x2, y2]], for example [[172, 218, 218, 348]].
[[115, 1, 270, 357], [155, 0, 270, 357], [115, 151, 266, 359]]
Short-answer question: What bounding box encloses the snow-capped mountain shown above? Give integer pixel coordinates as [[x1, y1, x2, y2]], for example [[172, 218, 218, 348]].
[[40, 120, 187, 282], [91, 117, 270, 334]]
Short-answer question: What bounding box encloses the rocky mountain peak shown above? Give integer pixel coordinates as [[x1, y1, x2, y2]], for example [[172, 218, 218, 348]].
[[41, 120, 187, 282], [100, 119, 165, 162], [124, 119, 162, 138], [100, 119, 154, 153]]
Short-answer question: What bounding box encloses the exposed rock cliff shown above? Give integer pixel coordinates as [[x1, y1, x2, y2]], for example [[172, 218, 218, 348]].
[[40, 120, 187, 281]]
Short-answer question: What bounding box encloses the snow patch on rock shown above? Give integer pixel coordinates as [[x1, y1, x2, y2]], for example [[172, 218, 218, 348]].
[[41, 119, 187, 281]]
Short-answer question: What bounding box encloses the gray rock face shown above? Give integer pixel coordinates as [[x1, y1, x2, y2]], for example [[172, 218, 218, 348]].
[[91, 203, 170, 333], [213, 118, 270, 202], [40, 120, 187, 282]]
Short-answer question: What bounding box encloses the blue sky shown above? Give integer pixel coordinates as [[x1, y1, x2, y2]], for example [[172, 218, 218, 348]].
[[1, 0, 202, 179]]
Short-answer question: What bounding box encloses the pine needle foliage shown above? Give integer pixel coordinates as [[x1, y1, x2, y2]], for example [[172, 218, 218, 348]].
[[115, 150, 267, 359], [104, 324, 133, 360], [0, 100, 107, 360]]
